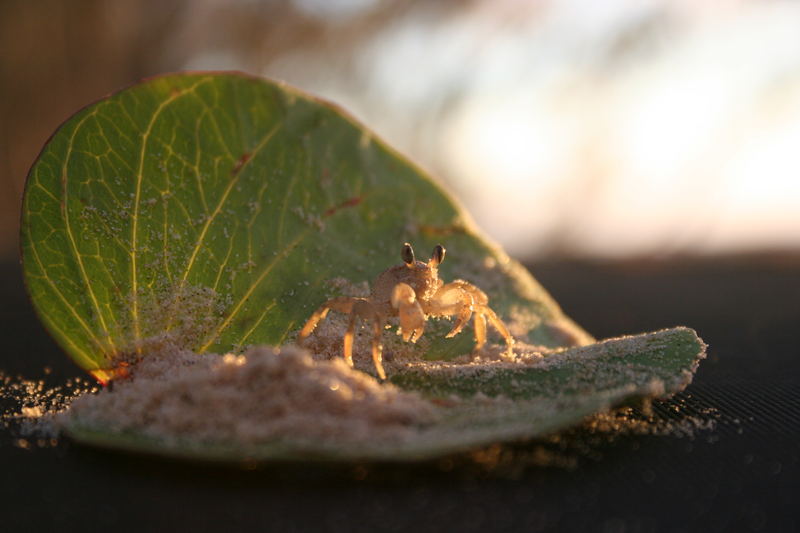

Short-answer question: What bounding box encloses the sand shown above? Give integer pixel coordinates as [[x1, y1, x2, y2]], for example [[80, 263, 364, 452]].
[[63, 344, 436, 447]]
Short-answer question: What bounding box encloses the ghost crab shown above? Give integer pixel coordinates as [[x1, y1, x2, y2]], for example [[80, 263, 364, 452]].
[[298, 243, 514, 379]]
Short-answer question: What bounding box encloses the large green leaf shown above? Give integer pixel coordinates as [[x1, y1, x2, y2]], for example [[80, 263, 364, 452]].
[[21, 72, 590, 382], [21, 73, 705, 461]]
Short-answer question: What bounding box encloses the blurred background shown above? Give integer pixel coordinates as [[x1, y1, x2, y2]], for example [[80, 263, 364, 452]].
[[2, 0, 800, 261]]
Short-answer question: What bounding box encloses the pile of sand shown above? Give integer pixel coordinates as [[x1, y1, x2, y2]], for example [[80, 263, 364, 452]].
[[64, 344, 436, 446]]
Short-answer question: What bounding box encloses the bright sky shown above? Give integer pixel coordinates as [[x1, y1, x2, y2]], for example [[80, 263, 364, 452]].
[[191, 0, 800, 258]]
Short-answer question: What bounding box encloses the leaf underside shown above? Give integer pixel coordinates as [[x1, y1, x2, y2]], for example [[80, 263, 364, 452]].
[[22, 72, 705, 462], [64, 327, 705, 463]]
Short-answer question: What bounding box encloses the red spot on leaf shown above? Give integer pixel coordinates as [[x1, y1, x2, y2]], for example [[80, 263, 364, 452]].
[[91, 360, 131, 385], [418, 224, 467, 236], [231, 152, 251, 176], [324, 196, 362, 217]]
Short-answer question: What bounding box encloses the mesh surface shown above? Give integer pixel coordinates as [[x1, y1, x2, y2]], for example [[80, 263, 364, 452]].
[[1, 256, 798, 532]]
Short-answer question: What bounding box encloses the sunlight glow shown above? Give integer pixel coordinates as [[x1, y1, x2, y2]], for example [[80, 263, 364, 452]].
[[212, 0, 800, 257]]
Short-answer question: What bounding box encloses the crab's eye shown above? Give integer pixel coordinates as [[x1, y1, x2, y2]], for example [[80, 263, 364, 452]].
[[402, 243, 415, 265], [431, 244, 446, 266]]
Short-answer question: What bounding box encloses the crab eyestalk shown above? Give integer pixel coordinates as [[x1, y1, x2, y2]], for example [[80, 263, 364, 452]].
[[402, 242, 415, 266], [430, 244, 445, 267]]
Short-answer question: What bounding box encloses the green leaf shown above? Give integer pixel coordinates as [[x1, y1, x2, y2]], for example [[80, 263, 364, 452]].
[[21, 72, 590, 382], [21, 73, 706, 462], [63, 327, 705, 462]]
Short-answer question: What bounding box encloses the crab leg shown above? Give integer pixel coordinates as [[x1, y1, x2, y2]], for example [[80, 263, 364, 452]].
[[473, 311, 487, 351], [371, 316, 387, 380], [428, 280, 514, 355], [345, 300, 387, 379], [343, 313, 357, 368], [297, 296, 362, 345], [445, 293, 474, 338], [427, 281, 477, 338], [481, 306, 515, 356]]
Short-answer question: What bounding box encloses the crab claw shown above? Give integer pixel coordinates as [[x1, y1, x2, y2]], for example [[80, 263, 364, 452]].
[[391, 282, 426, 342]]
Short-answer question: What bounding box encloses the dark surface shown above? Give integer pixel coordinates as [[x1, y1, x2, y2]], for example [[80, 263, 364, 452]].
[[1, 255, 798, 532]]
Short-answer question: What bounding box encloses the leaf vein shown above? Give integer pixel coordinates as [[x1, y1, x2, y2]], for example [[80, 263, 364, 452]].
[[177, 123, 281, 286], [61, 109, 119, 355], [130, 76, 214, 347], [197, 228, 313, 352]]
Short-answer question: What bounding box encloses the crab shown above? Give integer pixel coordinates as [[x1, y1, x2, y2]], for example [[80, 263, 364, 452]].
[[297, 243, 515, 379]]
